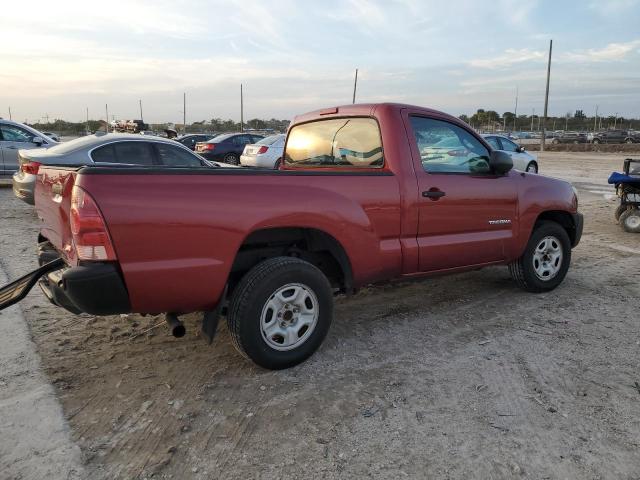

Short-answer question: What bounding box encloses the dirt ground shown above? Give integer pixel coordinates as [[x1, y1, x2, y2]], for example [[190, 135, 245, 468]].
[[1, 152, 639, 480]]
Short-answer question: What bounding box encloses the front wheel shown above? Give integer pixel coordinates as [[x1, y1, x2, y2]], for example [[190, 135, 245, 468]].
[[509, 221, 572, 292], [619, 208, 640, 233], [526, 162, 538, 173], [227, 257, 333, 369], [592, 138, 600, 144]]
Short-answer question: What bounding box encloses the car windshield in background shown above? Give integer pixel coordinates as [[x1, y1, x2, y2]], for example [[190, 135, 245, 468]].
[[256, 135, 284, 146], [47, 135, 102, 155], [208, 134, 233, 143], [284, 118, 383, 168]]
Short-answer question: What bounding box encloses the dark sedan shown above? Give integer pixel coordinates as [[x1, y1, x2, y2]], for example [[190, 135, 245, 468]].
[[176, 133, 218, 150], [195, 133, 264, 165]]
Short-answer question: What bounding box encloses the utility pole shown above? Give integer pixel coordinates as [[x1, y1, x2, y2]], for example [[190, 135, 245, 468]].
[[240, 84, 244, 132], [44, 113, 50, 124], [513, 87, 518, 131], [183, 92, 186, 134], [594, 105, 598, 131], [139, 99, 143, 122], [8, 106, 12, 120], [540, 39, 552, 152], [614, 112, 618, 129], [105, 104, 110, 132], [352, 68, 358, 104], [566, 114, 569, 131]]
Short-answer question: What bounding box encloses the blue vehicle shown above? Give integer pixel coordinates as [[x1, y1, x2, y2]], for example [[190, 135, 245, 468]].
[[608, 158, 640, 233], [195, 133, 264, 165]]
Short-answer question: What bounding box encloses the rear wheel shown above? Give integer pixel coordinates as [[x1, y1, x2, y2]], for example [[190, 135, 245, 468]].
[[227, 257, 333, 369], [526, 162, 538, 173], [223, 153, 239, 165], [509, 221, 571, 292], [626, 138, 634, 144], [592, 138, 601, 144], [552, 138, 560, 145], [619, 208, 640, 233], [615, 204, 628, 222]]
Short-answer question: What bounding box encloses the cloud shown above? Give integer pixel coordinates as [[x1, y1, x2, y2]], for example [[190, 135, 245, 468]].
[[562, 39, 640, 62], [469, 49, 546, 69]]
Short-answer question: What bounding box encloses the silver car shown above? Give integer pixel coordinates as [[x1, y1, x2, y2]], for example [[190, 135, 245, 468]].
[[12, 132, 215, 204], [482, 134, 538, 173], [1, 119, 58, 177]]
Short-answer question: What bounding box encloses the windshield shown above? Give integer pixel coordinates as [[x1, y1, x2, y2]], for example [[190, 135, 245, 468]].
[[257, 134, 284, 146]]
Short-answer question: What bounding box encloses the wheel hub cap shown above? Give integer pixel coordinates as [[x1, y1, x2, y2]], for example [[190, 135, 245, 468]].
[[261, 283, 319, 351], [532, 236, 563, 281]]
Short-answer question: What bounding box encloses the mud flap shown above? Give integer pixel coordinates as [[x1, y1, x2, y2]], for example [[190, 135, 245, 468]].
[[0, 258, 65, 311], [201, 285, 227, 344]]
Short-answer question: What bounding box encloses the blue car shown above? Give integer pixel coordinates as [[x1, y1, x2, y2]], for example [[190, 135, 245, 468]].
[[195, 133, 264, 165]]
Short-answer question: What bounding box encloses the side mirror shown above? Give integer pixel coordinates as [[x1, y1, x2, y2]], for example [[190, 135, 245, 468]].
[[517, 145, 525, 152], [32, 136, 44, 146], [489, 150, 513, 175]]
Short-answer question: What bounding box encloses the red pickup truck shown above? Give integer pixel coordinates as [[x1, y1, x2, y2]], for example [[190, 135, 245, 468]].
[[1, 103, 582, 369]]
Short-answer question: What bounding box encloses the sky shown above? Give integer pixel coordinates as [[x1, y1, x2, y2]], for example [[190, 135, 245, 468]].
[[1, 0, 639, 124]]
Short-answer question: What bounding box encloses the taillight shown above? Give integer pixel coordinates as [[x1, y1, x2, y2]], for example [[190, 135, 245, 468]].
[[257, 146, 269, 154], [205, 143, 216, 151], [70, 186, 117, 261], [21, 161, 41, 175]]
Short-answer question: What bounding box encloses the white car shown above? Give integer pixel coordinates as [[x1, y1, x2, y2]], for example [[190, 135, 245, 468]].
[[483, 134, 538, 173], [240, 134, 285, 168]]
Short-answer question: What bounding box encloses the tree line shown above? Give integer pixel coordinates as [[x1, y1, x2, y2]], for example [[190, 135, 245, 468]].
[[459, 109, 637, 132]]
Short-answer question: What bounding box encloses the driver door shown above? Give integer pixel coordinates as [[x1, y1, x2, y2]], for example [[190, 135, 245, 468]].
[[403, 113, 518, 272], [0, 124, 40, 175]]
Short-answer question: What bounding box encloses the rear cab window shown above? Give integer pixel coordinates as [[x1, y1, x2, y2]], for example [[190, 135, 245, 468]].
[[284, 117, 383, 168]]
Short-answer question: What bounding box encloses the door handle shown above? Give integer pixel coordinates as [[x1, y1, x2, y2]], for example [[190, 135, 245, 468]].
[[422, 190, 446, 199]]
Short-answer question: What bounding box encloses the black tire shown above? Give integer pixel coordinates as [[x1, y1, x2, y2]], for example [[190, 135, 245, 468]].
[[525, 162, 538, 173], [223, 153, 239, 165], [509, 221, 572, 293], [227, 257, 333, 369], [592, 138, 600, 144], [552, 138, 560, 145], [615, 204, 628, 222], [619, 208, 640, 233], [273, 158, 281, 169], [625, 138, 634, 144]]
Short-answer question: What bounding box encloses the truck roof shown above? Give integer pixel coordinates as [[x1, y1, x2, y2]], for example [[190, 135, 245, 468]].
[[292, 102, 461, 125]]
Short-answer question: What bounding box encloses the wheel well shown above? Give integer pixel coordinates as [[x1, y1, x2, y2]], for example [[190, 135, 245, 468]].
[[535, 211, 577, 244], [230, 227, 353, 294]]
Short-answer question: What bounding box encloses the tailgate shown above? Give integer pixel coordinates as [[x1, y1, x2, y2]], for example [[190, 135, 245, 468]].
[[35, 166, 80, 265]]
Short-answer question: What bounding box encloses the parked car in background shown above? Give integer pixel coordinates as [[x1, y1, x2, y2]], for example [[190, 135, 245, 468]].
[[2, 103, 583, 370], [240, 134, 285, 168], [0, 119, 59, 177], [482, 134, 538, 173], [550, 131, 588, 144], [176, 133, 218, 151], [588, 130, 632, 144], [42, 132, 61, 142], [12, 133, 214, 204], [195, 133, 264, 165]]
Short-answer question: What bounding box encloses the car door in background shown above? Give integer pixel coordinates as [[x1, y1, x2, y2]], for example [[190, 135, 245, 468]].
[[497, 136, 529, 171], [0, 124, 40, 175]]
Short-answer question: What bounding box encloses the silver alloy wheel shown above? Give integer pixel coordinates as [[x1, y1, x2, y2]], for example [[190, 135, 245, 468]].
[[260, 283, 319, 351], [532, 235, 563, 280], [527, 163, 537, 173]]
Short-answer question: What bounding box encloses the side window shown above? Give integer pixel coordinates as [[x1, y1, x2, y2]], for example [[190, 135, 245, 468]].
[[284, 117, 383, 168], [155, 144, 202, 167], [251, 135, 264, 143], [499, 138, 519, 152], [0, 124, 35, 143], [485, 136, 501, 150], [409, 116, 490, 174], [233, 135, 251, 146], [92, 142, 155, 165], [91, 144, 116, 163]]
